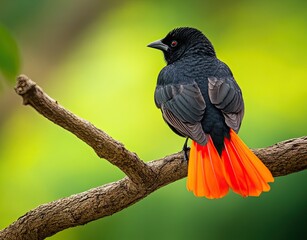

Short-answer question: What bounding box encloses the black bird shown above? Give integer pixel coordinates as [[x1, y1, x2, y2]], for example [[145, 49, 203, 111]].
[[148, 27, 273, 198]]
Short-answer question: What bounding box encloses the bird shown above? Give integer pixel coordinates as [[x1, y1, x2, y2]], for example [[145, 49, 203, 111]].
[[147, 27, 274, 199]]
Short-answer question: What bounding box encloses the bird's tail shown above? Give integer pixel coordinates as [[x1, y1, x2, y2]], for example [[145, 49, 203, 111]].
[[187, 129, 274, 198], [187, 135, 229, 198]]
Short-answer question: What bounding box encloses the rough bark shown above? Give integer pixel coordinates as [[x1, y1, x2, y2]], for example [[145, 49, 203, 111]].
[[0, 74, 306, 240]]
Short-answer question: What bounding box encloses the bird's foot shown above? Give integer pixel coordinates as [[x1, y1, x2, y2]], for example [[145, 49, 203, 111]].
[[182, 138, 190, 161]]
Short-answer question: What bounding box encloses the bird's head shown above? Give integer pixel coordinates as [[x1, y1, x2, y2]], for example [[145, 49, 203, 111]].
[[148, 27, 216, 64]]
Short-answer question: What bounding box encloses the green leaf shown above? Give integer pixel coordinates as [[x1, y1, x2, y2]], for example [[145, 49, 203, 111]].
[[0, 24, 20, 83]]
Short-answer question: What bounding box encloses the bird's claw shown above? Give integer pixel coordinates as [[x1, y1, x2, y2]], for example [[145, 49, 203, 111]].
[[183, 147, 190, 161], [182, 138, 190, 161]]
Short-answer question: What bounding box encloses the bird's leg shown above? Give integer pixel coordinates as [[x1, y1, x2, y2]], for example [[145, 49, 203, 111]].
[[182, 138, 190, 161]]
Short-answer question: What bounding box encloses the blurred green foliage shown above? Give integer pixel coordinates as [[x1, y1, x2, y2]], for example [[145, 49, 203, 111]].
[[0, 0, 306, 239], [0, 25, 20, 84]]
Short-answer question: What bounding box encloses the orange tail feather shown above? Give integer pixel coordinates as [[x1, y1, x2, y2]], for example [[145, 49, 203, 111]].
[[221, 129, 274, 197], [187, 130, 274, 199], [187, 136, 228, 199]]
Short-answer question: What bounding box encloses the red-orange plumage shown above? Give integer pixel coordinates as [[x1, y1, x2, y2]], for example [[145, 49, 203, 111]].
[[187, 130, 274, 198], [187, 136, 229, 198]]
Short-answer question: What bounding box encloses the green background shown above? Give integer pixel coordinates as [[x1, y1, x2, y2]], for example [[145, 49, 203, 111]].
[[0, 0, 306, 239]]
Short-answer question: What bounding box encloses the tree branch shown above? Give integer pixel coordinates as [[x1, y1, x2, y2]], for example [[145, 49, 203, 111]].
[[0, 75, 306, 240], [13, 75, 155, 186]]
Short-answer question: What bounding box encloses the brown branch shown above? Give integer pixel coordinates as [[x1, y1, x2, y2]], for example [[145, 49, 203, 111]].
[[0, 75, 306, 240], [13, 75, 155, 186]]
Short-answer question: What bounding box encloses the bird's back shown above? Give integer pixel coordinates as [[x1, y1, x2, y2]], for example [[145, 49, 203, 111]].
[[158, 55, 233, 153], [193, 56, 234, 153]]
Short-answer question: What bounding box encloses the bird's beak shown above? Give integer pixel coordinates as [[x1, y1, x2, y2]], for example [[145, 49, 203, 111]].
[[147, 39, 169, 52]]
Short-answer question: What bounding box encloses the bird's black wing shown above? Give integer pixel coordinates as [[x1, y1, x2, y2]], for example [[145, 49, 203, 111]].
[[155, 82, 207, 145], [208, 77, 244, 133]]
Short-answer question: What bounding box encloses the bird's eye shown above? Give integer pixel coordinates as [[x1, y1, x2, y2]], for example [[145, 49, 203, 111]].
[[171, 40, 178, 47]]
